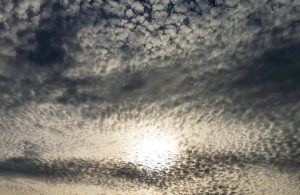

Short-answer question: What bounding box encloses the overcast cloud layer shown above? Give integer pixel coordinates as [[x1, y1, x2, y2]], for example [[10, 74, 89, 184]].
[[0, 0, 300, 194]]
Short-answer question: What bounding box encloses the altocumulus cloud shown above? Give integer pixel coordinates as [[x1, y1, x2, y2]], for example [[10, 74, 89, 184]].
[[0, 0, 300, 194]]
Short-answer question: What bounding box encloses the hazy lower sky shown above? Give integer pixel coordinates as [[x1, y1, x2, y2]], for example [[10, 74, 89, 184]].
[[0, 0, 300, 194]]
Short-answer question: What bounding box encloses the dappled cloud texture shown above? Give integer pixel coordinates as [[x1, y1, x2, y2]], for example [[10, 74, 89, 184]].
[[0, 0, 300, 194]]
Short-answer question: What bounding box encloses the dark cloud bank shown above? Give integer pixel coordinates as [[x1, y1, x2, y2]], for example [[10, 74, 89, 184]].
[[0, 0, 300, 194]]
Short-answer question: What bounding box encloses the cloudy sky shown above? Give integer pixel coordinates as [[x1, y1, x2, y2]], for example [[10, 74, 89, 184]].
[[0, 0, 300, 194]]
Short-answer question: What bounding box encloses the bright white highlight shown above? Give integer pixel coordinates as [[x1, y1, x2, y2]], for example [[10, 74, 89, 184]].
[[133, 131, 178, 170]]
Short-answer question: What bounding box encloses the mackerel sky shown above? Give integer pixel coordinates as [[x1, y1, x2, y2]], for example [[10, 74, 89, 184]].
[[0, 0, 300, 194]]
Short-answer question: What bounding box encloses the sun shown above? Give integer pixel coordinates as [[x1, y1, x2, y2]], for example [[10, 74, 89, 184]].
[[136, 136, 177, 169], [129, 128, 179, 170]]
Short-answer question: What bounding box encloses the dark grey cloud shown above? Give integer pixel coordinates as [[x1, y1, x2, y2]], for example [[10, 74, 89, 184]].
[[1, 148, 298, 190], [235, 42, 300, 93]]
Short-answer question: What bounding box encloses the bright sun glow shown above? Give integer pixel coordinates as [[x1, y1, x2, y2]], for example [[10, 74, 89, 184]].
[[131, 130, 179, 170]]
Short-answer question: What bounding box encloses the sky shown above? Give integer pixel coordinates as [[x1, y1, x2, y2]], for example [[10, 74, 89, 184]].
[[0, 0, 300, 194]]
